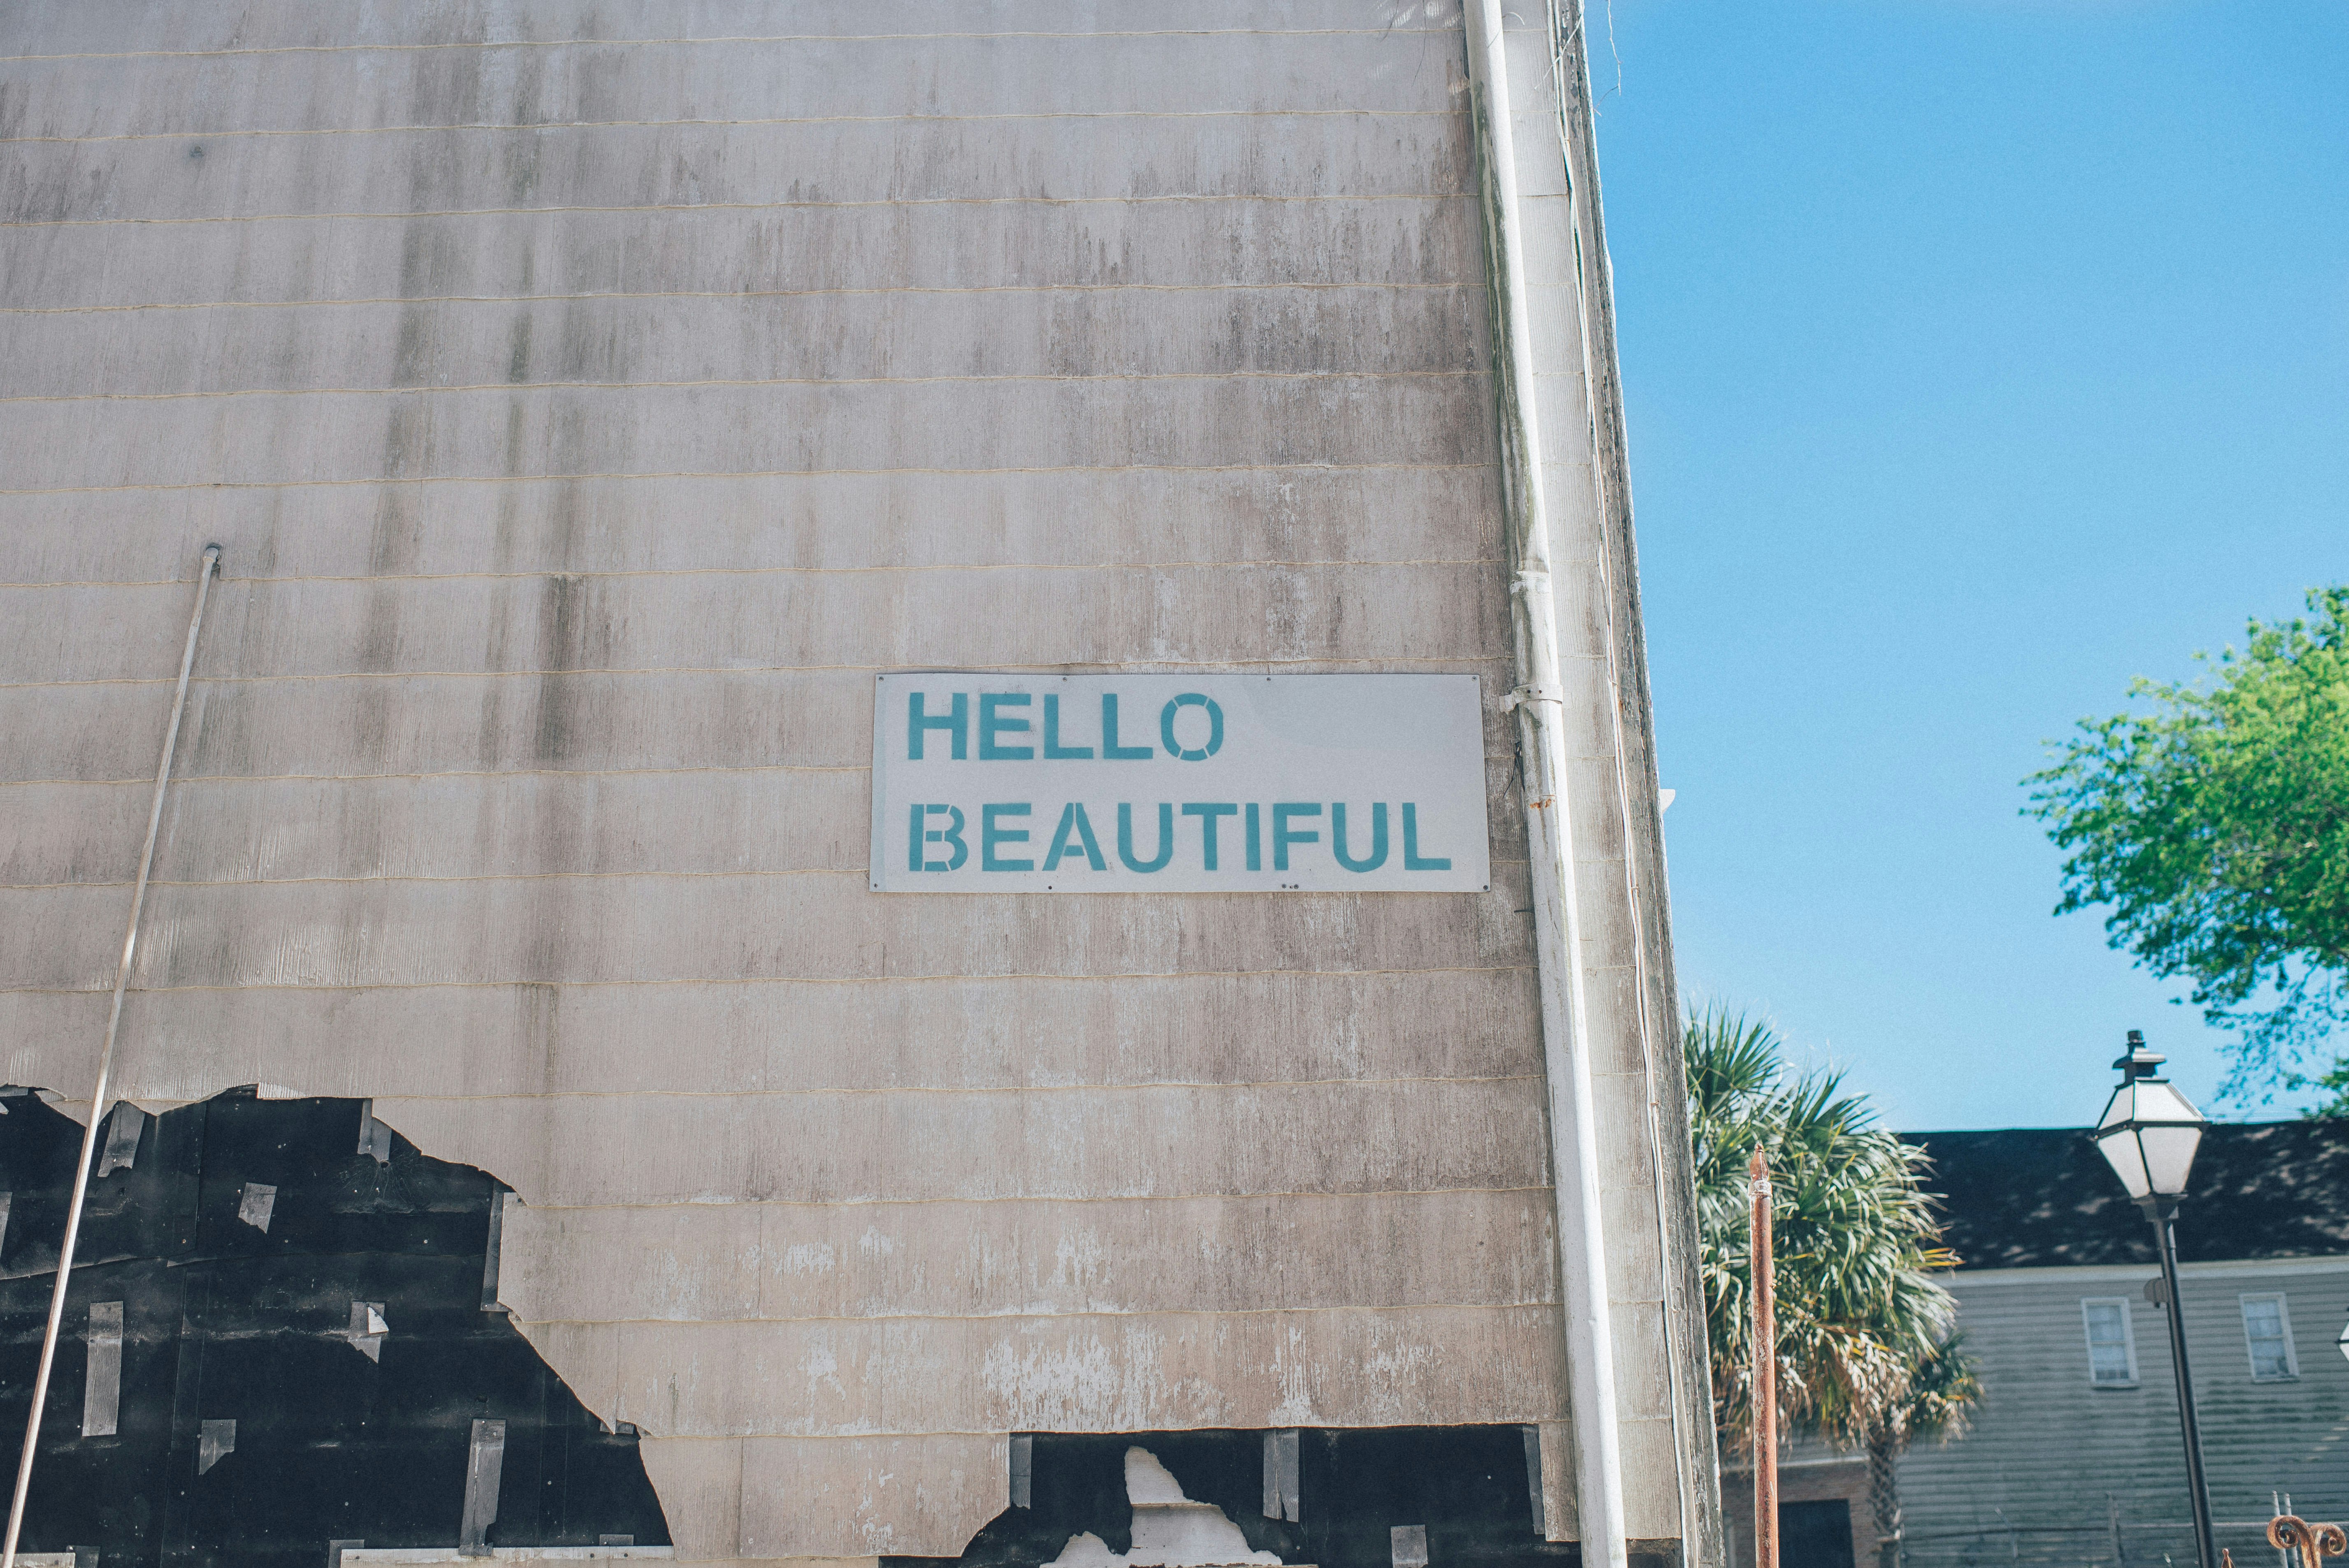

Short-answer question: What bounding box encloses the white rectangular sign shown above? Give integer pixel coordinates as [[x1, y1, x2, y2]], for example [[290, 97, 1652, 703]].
[[869, 673, 1490, 893]]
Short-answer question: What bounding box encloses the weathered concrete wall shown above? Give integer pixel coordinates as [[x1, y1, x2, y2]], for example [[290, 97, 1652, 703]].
[[0, 3, 1703, 1562]]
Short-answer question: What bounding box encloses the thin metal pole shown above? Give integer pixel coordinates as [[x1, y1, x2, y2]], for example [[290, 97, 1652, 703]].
[[1752, 1148, 1778, 1568], [2149, 1199, 2218, 1568], [3, 545, 220, 1568]]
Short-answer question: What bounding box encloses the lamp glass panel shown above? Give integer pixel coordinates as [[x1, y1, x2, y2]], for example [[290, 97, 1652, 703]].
[[2096, 1085, 2135, 1132], [2095, 1125, 2153, 1199], [2137, 1124, 2203, 1197], [2336, 1320, 2349, 1364], [2132, 1079, 2205, 1127]]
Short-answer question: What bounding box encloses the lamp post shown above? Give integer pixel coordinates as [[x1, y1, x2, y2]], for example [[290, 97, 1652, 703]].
[[2092, 1031, 2216, 1568]]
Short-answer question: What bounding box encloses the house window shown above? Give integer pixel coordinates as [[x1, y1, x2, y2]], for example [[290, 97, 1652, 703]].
[[2240, 1294, 2299, 1380], [2082, 1298, 2138, 1386]]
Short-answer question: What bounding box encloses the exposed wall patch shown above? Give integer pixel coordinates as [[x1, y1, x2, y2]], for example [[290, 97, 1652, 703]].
[[0, 1088, 670, 1566], [1042, 1448, 1279, 1568], [882, 1428, 1678, 1568]]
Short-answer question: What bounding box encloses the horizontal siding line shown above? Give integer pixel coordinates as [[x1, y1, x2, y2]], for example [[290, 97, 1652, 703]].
[[0, 964, 1541, 997], [1, 193, 1476, 231], [622, 1424, 1565, 1443], [506, 1187, 1559, 1214], [0, 559, 1507, 589], [2, 28, 1463, 64], [3, 109, 1464, 146], [8, 861, 1542, 891], [0, 654, 1509, 690], [0, 283, 1484, 317], [0, 462, 1489, 497], [2, 369, 1481, 406], [504, 1301, 1562, 1328], [0, 754, 1521, 788], [361, 1074, 1553, 1101], [0, 764, 879, 789], [511, 1189, 1559, 1215], [4, 1186, 1556, 1218]]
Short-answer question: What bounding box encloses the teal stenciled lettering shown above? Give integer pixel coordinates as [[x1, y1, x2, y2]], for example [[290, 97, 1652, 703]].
[[1402, 803, 1451, 870], [1331, 803, 1389, 872], [982, 803, 1034, 870], [1118, 803, 1176, 872], [907, 691, 967, 760], [908, 804, 968, 871], [1245, 803, 1262, 870], [1181, 803, 1239, 870], [1043, 694, 1094, 759], [1043, 803, 1107, 870], [1159, 694, 1224, 761], [1100, 694, 1153, 760], [1272, 802, 1321, 871], [979, 694, 1034, 760]]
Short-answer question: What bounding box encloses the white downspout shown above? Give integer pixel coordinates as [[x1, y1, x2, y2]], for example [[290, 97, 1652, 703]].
[[1464, 5, 1631, 1566], [2, 545, 221, 1568]]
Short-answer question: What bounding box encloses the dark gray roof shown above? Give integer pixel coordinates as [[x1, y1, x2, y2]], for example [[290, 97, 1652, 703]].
[[1906, 1121, 2349, 1270]]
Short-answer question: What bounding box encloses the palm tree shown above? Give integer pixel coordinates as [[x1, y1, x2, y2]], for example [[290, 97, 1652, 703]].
[[1685, 1007, 1980, 1566]]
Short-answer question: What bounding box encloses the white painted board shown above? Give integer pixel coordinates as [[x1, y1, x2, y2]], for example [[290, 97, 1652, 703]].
[[868, 674, 1490, 893]]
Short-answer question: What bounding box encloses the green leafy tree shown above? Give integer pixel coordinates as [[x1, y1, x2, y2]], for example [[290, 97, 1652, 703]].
[[1686, 1008, 1977, 1565], [2025, 585, 2349, 1106]]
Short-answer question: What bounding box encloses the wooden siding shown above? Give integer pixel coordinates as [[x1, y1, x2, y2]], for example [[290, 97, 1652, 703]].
[[1900, 1260, 2349, 1568]]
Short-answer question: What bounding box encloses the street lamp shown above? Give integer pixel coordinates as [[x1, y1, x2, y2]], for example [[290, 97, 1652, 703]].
[[2093, 1031, 2216, 1568]]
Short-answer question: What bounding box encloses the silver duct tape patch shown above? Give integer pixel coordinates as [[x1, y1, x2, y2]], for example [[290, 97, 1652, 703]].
[[1520, 1425, 1544, 1536], [1009, 1433, 1033, 1509], [357, 1101, 392, 1164], [0, 1190, 12, 1248], [599, 1537, 636, 1547], [237, 1182, 277, 1232], [1390, 1525, 1430, 1568], [326, 1540, 364, 1568], [95, 1103, 147, 1178], [82, 1301, 124, 1437], [459, 1417, 506, 1555], [480, 1191, 507, 1312], [198, 1419, 237, 1474], [348, 1301, 389, 1362], [1261, 1429, 1300, 1522]]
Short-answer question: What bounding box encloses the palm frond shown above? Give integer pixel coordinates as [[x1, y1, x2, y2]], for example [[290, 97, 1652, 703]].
[[1685, 1007, 1980, 1453]]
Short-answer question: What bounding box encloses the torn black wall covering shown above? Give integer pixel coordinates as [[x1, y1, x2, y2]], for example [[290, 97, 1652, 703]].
[[884, 1428, 1682, 1568], [0, 1087, 670, 1567]]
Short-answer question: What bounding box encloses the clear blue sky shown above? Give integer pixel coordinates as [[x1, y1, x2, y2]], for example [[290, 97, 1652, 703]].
[[1597, 0, 2348, 1130]]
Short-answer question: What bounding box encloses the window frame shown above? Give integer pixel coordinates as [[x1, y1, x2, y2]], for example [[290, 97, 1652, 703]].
[[2080, 1296, 2140, 1388], [2238, 1291, 2300, 1382]]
